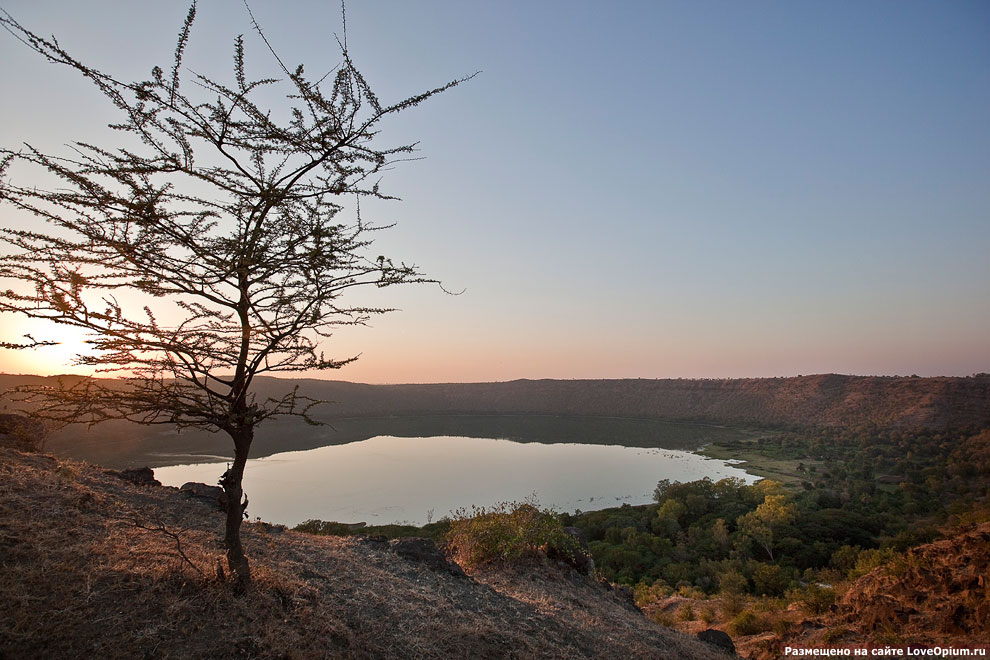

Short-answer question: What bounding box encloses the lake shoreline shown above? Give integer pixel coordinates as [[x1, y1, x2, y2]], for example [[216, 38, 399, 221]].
[[152, 425, 763, 527], [46, 411, 771, 469]]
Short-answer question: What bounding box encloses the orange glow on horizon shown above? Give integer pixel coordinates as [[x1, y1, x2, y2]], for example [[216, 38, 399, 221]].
[[0, 316, 99, 377]]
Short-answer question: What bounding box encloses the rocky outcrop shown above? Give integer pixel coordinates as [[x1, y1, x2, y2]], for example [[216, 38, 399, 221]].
[[697, 628, 736, 655], [114, 466, 161, 487], [553, 527, 595, 575], [830, 523, 990, 642], [0, 413, 45, 451], [388, 537, 466, 577], [179, 481, 227, 510], [777, 522, 990, 649]]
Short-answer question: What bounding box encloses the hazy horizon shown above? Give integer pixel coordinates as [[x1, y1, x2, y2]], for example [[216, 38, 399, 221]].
[[1, 1, 988, 383], [1, 370, 984, 387]]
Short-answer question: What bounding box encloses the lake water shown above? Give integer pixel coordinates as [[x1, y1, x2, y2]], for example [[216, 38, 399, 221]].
[[154, 433, 757, 527]]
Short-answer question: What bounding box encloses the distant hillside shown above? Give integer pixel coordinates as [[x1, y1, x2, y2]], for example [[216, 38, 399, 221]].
[[250, 373, 990, 430], [4, 372, 989, 431]]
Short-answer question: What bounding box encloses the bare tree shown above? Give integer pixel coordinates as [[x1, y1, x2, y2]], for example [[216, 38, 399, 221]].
[[0, 3, 471, 588]]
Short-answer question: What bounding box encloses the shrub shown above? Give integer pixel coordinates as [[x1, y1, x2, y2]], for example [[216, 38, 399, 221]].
[[55, 462, 77, 484], [720, 590, 747, 619], [678, 603, 696, 621], [752, 596, 786, 613], [677, 585, 706, 599], [788, 583, 837, 615], [829, 545, 861, 574], [751, 562, 790, 597], [649, 610, 676, 627], [634, 580, 671, 609], [293, 520, 357, 536], [0, 414, 46, 452], [718, 571, 748, 595], [772, 616, 792, 636], [849, 547, 901, 579], [729, 610, 771, 636], [444, 501, 583, 570]]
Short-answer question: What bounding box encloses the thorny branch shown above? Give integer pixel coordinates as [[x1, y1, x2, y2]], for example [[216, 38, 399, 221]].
[[133, 519, 207, 579]]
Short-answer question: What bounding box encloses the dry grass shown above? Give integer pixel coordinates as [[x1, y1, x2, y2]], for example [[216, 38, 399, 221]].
[[0, 448, 731, 659], [638, 591, 807, 659]]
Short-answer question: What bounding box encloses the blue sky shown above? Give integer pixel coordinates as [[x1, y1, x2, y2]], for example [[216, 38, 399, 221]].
[[1, 1, 988, 382]]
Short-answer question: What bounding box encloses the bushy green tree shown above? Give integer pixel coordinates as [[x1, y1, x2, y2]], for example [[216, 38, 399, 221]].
[[737, 493, 796, 562]]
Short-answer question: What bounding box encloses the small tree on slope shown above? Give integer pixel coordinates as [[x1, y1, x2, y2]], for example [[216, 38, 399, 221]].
[[0, 3, 470, 588]]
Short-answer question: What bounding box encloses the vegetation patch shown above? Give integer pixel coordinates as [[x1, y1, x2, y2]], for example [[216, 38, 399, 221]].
[[789, 583, 837, 616], [445, 500, 584, 570], [700, 438, 821, 485], [294, 518, 452, 541], [728, 609, 772, 636]]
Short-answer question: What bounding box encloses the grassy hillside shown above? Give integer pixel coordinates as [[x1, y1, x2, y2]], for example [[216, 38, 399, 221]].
[[0, 446, 735, 660]]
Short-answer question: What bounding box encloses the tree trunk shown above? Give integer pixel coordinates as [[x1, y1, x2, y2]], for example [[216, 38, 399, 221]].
[[220, 426, 253, 590]]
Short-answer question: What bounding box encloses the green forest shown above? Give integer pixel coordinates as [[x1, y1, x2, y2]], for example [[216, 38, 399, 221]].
[[564, 427, 990, 592], [299, 424, 990, 626]]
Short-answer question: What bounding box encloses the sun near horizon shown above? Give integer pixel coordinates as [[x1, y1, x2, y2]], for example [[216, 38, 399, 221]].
[[1, 1, 987, 387], [1, 316, 984, 386]]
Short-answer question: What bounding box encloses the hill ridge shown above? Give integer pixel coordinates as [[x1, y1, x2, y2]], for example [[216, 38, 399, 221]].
[[5, 372, 987, 430], [247, 373, 990, 430]]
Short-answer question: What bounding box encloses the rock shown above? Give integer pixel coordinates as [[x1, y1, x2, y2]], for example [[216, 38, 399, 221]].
[[558, 526, 595, 575], [180, 482, 227, 510], [389, 537, 465, 577], [547, 527, 595, 575], [247, 520, 286, 535], [612, 583, 641, 613], [697, 628, 736, 655], [357, 535, 390, 552], [114, 467, 161, 487], [563, 526, 589, 548], [599, 579, 642, 612], [0, 414, 46, 451]]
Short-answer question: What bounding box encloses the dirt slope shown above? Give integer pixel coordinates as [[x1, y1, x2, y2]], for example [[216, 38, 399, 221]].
[[0, 447, 732, 659]]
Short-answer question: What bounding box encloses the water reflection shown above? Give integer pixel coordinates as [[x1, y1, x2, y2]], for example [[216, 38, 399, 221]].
[[154, 434, 756, 527]]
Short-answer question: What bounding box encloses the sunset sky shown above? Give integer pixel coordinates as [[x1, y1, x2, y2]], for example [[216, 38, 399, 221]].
[[1, 1, 988, 383]]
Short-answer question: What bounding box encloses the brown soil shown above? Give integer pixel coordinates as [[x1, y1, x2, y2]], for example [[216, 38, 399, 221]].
[[0, 447, 734, 659]]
